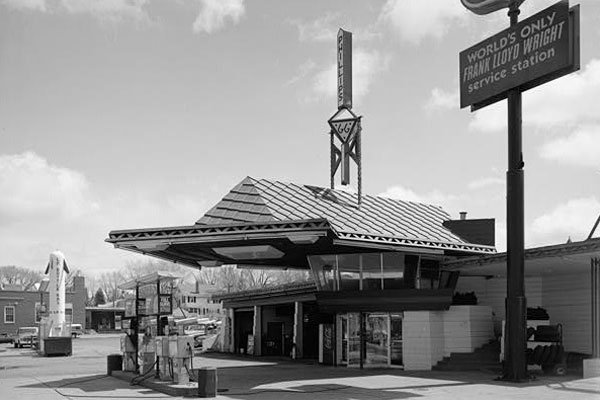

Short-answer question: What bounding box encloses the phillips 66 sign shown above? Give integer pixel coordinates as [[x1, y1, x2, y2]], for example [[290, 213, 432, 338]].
[[337, 29, 352, 110]]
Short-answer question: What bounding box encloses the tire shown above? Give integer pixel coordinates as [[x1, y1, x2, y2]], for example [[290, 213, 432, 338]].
[[554, 364, 567, 376], [533, 345, 544, 365], [549, 345, 558, 365], [555, 345, 565, 364], [14, 342, 17, 348], [541, 345, 552, 365]]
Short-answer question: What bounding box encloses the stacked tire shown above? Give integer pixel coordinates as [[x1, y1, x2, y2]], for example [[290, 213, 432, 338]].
[[527, 344, 566, 375]]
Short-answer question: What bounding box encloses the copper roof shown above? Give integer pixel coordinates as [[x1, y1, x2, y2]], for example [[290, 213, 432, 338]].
[[197, 177, 472, 245], [107, 177, 495, 268]]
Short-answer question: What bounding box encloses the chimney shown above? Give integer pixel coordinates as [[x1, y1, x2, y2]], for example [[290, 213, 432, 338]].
[[459, 211, 468, 220]]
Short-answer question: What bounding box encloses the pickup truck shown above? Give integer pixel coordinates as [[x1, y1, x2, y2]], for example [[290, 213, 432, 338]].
[[14, 327, 38, 348]]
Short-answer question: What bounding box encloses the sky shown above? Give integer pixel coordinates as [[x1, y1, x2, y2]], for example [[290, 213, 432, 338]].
[[1, 0, 599, 277]]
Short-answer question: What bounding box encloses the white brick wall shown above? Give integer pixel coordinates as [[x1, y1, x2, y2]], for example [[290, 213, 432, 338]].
[[403, 306, 494, 371]]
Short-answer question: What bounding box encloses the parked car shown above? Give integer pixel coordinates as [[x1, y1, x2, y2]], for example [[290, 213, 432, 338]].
[[71, 324, 83, 338], [0, 333, 13, 344], [14, 327, 38, 348]]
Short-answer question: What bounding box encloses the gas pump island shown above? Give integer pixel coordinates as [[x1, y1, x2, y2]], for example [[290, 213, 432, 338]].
[[116, 272, 200, 386]]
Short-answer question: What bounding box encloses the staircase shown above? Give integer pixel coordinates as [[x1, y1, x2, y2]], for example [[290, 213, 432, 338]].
[[433, 340, 502, 372]]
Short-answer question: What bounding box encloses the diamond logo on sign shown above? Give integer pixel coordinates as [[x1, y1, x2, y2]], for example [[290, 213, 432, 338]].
[[330, 118, 357, 141], [328, 107, 359, 142]]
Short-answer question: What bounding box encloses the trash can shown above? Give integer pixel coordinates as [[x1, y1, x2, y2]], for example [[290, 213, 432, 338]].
[[196, 367, 217, 398], [107, 354, 123, 376]]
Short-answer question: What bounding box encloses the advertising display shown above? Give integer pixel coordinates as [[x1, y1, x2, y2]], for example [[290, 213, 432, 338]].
[[460, 1, 579, 109], [136, 299, 147, 316]]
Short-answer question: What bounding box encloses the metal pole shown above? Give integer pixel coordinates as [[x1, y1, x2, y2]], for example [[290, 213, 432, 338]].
[[135, 284, 140, 374], [504, 0, 527, 382]]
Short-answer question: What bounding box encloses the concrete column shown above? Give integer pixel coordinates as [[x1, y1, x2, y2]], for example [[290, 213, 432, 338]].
[[222, 308, 234, 353], [253, 305, 262, 356], [293, 302, 303, 359]]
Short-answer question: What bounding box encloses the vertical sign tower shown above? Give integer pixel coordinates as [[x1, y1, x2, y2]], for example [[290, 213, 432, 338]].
[[328, 28, 363, 204], [460, 0, 580, 382]]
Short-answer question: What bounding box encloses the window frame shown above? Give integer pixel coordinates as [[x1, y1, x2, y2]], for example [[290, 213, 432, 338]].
[[4, 305, 15, 324]]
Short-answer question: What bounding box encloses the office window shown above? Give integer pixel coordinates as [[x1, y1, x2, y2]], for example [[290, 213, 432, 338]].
[[4, 306, 15, 323]]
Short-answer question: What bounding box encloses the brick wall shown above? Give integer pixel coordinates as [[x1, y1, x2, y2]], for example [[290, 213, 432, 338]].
[[0, 277, 86, 335]]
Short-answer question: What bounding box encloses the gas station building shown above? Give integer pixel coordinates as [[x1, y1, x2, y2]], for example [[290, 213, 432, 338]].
[[107, 176, 506, 370]]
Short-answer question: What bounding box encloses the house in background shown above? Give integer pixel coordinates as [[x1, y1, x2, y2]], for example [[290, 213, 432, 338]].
[[0, 276, 86, 335], [178, 281, 223, 319]]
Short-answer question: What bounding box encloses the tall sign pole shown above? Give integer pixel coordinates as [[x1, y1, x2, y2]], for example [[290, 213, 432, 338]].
[[459, 0, 580, 381], [329, 28, 362, 204], [505, 1, 527, 381]]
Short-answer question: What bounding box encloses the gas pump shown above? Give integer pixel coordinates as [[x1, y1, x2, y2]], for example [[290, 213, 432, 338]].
[[120, 317, 137, 372], [168, 335, 195, 384], [117, 272, 180, 379]]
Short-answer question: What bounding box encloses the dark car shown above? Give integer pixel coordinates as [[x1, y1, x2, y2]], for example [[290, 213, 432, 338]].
[[0, 333, 13, 344]]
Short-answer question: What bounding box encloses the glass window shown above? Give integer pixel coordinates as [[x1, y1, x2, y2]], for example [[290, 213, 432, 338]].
[[308, 255, 338, 291], [338, 254, 361, 291], [382, 252, 404, 289], [404, 255, 419, 289], [419, 259, 441, 289], [4, 306, 15, 323], [362, 253, 382, 290]]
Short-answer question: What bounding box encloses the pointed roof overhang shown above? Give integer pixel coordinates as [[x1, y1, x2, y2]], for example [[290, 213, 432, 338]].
[[442, 238, 600, 277], [107, 217, 495, 270], [107, 177, 497, 269]]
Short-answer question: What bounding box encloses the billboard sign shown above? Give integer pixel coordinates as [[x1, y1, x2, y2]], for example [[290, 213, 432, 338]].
[[337, 29, 352, 109], [460, 1, 579, 109]]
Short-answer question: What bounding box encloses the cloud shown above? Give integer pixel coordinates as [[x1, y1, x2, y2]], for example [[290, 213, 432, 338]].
[[286, 59, 317, 86], [305, 49, 390, 106], [530, 197, 600, 245], [467, 177, 504, 190], [379, 0, 467, 45], [2, 0, 151, 24], [0, 151, 209, 276], [425, 87, 459, 111], [192, 0, 245, 34], [469, 59, 600, 133], [379, 184, 459, 209], [539, 126, 600, 169], [0, 152, 98, 223], [2, 0, 46, 12]]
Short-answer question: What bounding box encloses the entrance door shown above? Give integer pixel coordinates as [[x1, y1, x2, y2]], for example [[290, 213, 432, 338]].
[[390, 314, 403, 366], [365, 314, 389, 367], [265, 322, 284, 356]]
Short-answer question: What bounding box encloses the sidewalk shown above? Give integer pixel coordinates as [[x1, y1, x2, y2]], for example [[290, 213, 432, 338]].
[[1, 338, 599, 399]]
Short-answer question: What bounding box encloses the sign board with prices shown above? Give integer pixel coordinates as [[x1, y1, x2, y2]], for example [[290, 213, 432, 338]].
[[125, 299, 136, 317], [337, 29, 352, 110], [159, 294, 172, 315], [460, 0, 579, 109], [136, 298, 146, 317]]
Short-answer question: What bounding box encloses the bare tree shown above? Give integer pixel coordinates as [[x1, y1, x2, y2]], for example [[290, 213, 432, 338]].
[[0, 266, 43, 291], [98, 271, 125, 306], [121, 258, 188, 281]]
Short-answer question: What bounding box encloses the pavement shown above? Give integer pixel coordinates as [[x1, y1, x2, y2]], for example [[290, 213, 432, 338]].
[[1, 333, 599, 399]]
